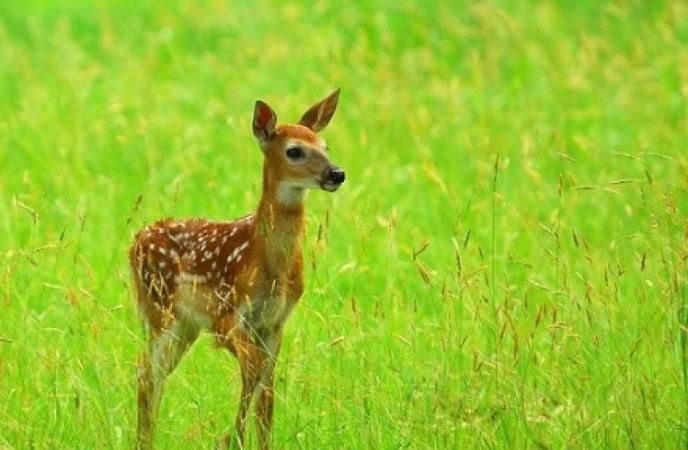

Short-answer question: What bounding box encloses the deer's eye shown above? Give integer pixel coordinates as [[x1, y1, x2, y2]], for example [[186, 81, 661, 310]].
[[286, 146, 305, 160]]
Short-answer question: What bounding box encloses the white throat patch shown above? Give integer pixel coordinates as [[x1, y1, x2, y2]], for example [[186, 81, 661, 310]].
[[277, 183, 306, 206]]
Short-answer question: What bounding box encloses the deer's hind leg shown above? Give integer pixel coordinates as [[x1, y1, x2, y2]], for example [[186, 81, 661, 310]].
[[136, 308, 200, 450]]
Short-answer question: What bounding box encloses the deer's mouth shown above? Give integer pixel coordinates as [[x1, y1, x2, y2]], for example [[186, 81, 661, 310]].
[[319, 181, 341, 192], [319, 167, 345, 192]]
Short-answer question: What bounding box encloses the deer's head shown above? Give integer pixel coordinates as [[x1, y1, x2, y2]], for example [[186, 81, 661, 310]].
[[252, 89, 345, 204]]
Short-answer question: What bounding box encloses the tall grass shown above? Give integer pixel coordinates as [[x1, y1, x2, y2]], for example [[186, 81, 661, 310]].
[[1, 1, 687, 448]]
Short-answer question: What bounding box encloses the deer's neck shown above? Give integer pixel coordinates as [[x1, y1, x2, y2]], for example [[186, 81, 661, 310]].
[[254, 168, 306, 276]]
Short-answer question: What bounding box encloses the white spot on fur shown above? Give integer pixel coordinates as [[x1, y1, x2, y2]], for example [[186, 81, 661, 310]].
[[226, 241, 249, 264], [183, 250, 197, 263], [177, 272, 207, 284]]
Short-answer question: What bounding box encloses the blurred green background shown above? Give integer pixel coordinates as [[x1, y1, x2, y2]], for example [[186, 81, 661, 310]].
[[1, 1, 687, 448]]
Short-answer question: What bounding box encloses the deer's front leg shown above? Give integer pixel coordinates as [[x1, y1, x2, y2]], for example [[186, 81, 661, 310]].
[[222, 328, 271, 449], [255, 332, 282, 450]]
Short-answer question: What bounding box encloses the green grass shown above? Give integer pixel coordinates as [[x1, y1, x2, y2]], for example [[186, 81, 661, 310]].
[[1, 0, 687, 448]]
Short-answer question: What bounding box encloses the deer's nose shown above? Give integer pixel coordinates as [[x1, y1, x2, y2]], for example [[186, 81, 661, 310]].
[[328, 167, 346, 184]]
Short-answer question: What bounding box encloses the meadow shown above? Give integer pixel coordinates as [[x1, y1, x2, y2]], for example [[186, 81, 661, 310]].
[[1, 0, 687, 448]]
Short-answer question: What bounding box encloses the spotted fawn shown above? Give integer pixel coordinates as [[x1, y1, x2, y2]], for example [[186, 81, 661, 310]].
[[129, 90, 344, 450]]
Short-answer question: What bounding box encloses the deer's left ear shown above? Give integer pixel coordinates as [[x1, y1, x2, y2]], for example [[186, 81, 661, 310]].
[[298, 88, 340, 133], [253, 100, 277, 144]]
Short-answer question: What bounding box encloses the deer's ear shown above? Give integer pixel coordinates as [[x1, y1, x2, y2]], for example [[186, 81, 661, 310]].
[[253, 100, 277, 144], [298, 88, 340, 133]]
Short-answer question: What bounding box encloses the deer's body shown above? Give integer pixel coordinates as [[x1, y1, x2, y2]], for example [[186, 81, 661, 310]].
[[130, 91, 344, 450]]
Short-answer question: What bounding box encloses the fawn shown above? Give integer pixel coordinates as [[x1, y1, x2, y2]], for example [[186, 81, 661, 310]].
[[129, 89, 345, 450]]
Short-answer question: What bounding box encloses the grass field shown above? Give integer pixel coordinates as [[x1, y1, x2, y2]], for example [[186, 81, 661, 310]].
[[1, 1, 687, 448]]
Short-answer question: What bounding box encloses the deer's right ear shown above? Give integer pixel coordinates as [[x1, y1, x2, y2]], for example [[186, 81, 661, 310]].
[[253, 100, 277, 144]]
